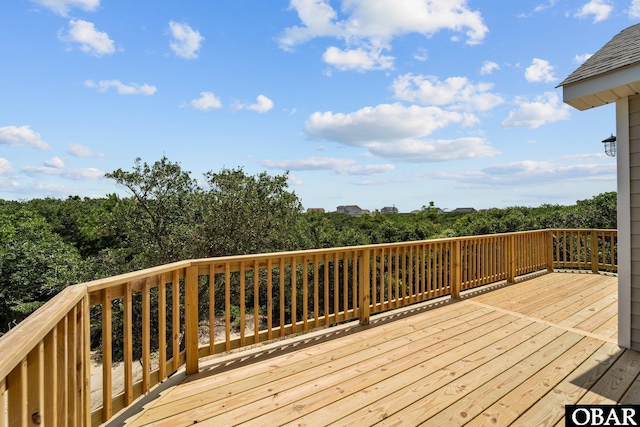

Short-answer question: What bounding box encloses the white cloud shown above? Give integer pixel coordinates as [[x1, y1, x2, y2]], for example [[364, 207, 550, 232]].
[[502, 92, 571, 129], [559, 153, 608, 161], [534, 0, 559, 13], [306, 103, 464, 144], [84, 80, 157, 95], [343, 164, 395, 175], [247, 95, 274, 113], [366, 137, 498, 162], [434, 159, 615, 187], [573, 53, 593, 64], [263, 157, 355, 171], [44, 157, 65, 168], [261, 156, 395, 175], [413, 48, 428, 62], [30, 0, 99, 16], [323, 45, 394, 72], [305, 103, 497, 162], [279, 0, 488, 71], [187, 92, 222, 111], [22, 165, 104, 180], [630, 0, 640, 17], [0, 125, 50, 150], [480, 60, 499, 75], [391, 74, 504, 112], [67, 143, 103, 157], [474, 160, 616, 185], [168, 21, 204, 59], [287, 173, 303, 186], [575, 0, 613, 22], [63, 19, 115, 56], [0, 159, 15, 176], [525, 58, 557, 83]]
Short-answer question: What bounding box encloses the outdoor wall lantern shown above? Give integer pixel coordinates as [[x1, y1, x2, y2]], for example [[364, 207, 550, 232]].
[[602, 134, 616, 157]]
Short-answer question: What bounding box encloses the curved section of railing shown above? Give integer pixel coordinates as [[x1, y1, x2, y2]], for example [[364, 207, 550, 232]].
[[0, 229, 618, 426]]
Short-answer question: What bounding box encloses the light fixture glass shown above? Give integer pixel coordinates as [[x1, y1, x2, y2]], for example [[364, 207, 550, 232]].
[[602, 134, 616, 157]]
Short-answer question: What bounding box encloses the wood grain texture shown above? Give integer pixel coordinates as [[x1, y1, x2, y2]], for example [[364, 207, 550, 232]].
[[123, 272, 631, 427]]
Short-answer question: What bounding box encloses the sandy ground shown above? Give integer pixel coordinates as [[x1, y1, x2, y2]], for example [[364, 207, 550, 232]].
[[90, 316, 265, 410]]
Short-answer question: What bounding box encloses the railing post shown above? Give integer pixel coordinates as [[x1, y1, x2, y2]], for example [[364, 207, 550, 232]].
[[508, 234, 516, 283], [451, 240, 462, 299], [546, 230, 555, 272], [185, 265, 199, 375], [591, 230, 600, 274], [358, 249, 370, 326]]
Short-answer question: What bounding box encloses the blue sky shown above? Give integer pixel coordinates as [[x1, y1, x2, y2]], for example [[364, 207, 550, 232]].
[[0, 0, 636, 212]]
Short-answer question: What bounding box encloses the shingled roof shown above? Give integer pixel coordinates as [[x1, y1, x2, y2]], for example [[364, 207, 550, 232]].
[[558, 24, 640, 86], [559, 23, 640, 111], [559, 23, 640, 87]]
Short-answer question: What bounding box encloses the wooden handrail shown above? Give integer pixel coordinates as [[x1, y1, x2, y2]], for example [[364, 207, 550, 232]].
[[0, 285, 88, 381], [0, 228, 618, 426]]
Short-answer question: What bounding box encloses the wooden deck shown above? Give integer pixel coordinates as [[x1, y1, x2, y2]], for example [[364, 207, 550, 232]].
[[119, 272, 638, 427]]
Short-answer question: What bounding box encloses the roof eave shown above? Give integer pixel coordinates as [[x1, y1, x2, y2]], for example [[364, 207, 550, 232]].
[[560, 62, 640, 111]]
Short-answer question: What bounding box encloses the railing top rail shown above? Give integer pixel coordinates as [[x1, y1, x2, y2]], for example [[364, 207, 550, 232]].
[[549, 228, 617, 233], [0, 284, 87, 380], [189, 229, 559, 267], [84, 259, 192, 292]]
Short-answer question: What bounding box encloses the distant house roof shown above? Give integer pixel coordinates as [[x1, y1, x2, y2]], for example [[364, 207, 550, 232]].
[[558, 23, 640, 111], [452, 207, 476, 214]]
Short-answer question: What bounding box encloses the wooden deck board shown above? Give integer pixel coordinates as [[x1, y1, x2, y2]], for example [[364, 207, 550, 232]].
[[120, 272, 640, 427]]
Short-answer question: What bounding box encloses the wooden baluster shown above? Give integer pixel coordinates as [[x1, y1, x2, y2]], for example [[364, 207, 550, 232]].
[[394, 248, 399, 307], [342, 253, 349, 319], [80, 297, 90, 427], [225, 263, 231, 352], [351, 250, 357, 315], [303, 259, 308, 331], [101, 288, 112, 421], [8, 358, 27, 427], [185, 266, 199, 375], [254, 260, 259, 343], [291, 257, 297, 333], [324, 256, 329, 325], [56, 317, 67, 427], [171, 272, 180, 373], [591, 230, 599, 273], [208, 265, 215, 355], [240, 262, 245, 347], [123, 282, 133, 407], [159, 274, 167, 380], [27, 342, 44, 427], [279, 258, 285, 337], [267, 259, 273, 340], [333, 253, 339, 322], [67, 307, 77, 427], [452, 240, 462, 299], [358, 249, 371, 325], [0, 377, 6, 427], [142, 279, 151, 391], [313, 255, 319, 328], [43, 329, 56, 427]]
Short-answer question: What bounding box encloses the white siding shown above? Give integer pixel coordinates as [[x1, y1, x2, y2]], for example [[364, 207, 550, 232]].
[[628, 95, 640, 349]]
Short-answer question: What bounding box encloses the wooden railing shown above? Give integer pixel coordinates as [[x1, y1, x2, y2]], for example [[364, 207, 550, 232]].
[[0, 229, 617, 426]]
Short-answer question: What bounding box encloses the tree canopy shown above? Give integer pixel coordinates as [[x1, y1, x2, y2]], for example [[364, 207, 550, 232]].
[[0, 155, 618, 333]]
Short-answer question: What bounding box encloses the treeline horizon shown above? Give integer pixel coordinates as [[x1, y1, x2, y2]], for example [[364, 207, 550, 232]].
[[0, 156, 617, 333]]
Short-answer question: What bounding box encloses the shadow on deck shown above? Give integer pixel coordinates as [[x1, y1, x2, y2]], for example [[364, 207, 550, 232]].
[[112, 271, 636, 426]]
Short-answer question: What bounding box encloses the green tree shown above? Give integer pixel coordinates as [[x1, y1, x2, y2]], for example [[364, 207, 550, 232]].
[[200, 167, 302, 256], [0, 209, 84, 332], [105, 156, 202, 269]]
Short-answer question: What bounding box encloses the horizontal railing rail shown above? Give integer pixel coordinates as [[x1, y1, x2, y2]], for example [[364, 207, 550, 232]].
[[0, 228, 617, 426]]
